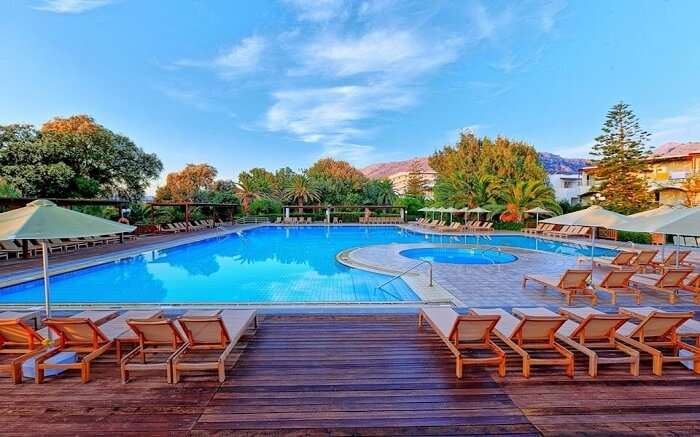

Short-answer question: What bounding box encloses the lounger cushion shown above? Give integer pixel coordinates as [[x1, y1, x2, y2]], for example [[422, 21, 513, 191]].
[[22, 352, 77, 378], [512, 307, 579, 337], [421, 307, 459, 338], [470, 308, 519, 338]]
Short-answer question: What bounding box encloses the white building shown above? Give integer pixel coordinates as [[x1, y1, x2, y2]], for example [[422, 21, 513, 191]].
[[548, 173, 581, 204]]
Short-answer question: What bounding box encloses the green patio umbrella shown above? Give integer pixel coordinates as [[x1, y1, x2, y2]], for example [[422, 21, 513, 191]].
[[0, 199, 135, 322], [525, 206, 553, 227]]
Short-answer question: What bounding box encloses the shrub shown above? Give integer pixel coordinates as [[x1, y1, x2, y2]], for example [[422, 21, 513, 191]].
[[249, 198, 282, 215], [494, 222, 524, 231], [616, 231, 651, 245]]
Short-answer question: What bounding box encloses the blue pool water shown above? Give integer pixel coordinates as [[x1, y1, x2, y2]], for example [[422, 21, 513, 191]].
[[0, 226, 617, 304], [401, 248, 518, 264]]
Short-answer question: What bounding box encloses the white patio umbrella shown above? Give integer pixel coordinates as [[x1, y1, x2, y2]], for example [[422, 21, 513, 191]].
[[542, 205, 628, 270], [627, 204, 686, 261], [444, 207, 459, 223], [0, 199, 135, 324], [466, 206, 490, 221], [525, 206, 553, 227], [417, 207, 430, 219], [613, 206, 700, 267], [436, 207, 447, 221]]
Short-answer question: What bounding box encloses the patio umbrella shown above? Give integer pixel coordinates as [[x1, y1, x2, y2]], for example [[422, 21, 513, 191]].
[[542, 205, 628, 270], [613, 206, 700, 267], [0, 199, 135, 323], [525, 206, 553, 227], [444, 207, 458, 223], [417, 207, 430, 219], [466, 206, 490, 221]]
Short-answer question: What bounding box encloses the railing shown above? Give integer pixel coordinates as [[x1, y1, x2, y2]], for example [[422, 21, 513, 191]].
[[235, 216, 271, 225], [376, 260, 433, 290]]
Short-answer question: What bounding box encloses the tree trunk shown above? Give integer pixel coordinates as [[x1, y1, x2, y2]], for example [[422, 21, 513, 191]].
[[298, 198, 303, 215]]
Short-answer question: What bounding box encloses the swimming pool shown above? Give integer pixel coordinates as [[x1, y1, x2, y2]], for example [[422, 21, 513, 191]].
[[0, 226, 617, 304], [401, 248, 518, 264]]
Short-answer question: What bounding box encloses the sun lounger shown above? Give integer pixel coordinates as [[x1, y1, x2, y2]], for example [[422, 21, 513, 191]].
[[469, 308, 573, 377], [120, 319, 186, 384], [651, 250, 692, 271], [0, 318, 47, 383], [629, 268, 693, 303], [616, 307, 700, 375], [618, 306, 700, 347], [418, 307, 506, 378], [522, 269, 597, 305], [524, 223, 546, 234], [514, 307, 638, 377], [594, 270, 641, 304], [172, 309, 257, 383], [472, 222, 493, 232], [0, 311, 40, 329], [681, 273, 700, 304], [632, 250, 659, 273], [0, 241, 31, 258], [100, 310, 164, 361], [593, 251, 637, 270], [36, 311, 119, 383], [562, 306, 699, 375]]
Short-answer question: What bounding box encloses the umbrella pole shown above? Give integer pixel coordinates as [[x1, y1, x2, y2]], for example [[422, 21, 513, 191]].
[[676, 234, 680, 267], [590, 227, 596, 271], [41, 240, 52, 340]]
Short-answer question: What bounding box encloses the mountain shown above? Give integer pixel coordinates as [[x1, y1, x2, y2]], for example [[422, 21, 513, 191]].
[[361, 153, 588, 178], [653, 142, 700, 157], [537, 152, 589, 174], [361, 157, 432, 179]]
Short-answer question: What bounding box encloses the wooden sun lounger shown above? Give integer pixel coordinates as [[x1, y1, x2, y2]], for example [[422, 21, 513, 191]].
[[0, 311, 40, 329], [652, 250, 692, 272], [594, 270, 641, 304], [619, 306, 700, 347], [0, 318, 47, 383], [593, 251, 637, 270], [36, 311, 118, 383], [562, 307, 699, 375], [172, 309, 257, 383], [681, 273, 700, 304], [515, 307, 638, 377], [121, 319, 186, 384], [469, 308, 573, 378], [629, 268, 693, 303], [418, 308, 506, 378], [37, 310, 117, 338], [631, 250, 659, 273], [522, 269, 597, 305]]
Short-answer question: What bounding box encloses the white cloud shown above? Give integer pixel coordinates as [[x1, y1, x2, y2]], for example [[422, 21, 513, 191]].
[[174, 36, 266, 77], [651, 105, 700, 145], [300, 30, 462, 78], [35, 0, 111, 13], [265, 84, 414, 164], [283, 0, 347, 22]]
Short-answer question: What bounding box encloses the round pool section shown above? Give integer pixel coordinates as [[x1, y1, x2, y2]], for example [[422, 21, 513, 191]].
[[400, 247, 517, 265]]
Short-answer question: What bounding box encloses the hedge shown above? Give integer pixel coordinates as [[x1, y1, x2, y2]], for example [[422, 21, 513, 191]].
[[616, 231, 652, 245]]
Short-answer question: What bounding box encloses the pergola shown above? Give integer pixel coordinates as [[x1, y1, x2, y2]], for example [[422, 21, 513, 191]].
[[0, 197, 131, 258], [147, 201, 239, 232], [282, 204, 406, 222]]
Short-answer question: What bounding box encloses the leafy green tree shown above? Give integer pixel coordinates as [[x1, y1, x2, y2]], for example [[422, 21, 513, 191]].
[[284, 175, 321, 212], [405, 159, 427, 197], [394, 195, 425, 216], [363, 179, 397, 205], [0, 177, 22, 197], [0, 116, 162, 200], [307, 158, 367, 191], [155, 163, 217, 202], [249, 198, 282, 215], [590, 102, 654, 214]]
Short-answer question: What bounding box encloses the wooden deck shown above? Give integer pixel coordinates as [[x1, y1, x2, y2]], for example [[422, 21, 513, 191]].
[[1, 314, 699, 436]]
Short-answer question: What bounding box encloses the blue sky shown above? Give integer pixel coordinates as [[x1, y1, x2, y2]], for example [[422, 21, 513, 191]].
[[2, 0, 700, 190]]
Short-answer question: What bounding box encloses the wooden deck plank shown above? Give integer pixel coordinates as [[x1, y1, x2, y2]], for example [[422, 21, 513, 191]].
[[0, 314, 699, 435]]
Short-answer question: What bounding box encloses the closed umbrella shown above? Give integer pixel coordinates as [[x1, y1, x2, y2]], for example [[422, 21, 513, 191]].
[[542, 205, 628, 270], [0, 200, 135, 325], [525, 206, 553, 227], [614, 207, 700, 267]]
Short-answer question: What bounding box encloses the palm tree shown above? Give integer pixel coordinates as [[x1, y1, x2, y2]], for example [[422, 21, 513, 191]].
[[284, 175, 321, 213], [235, 179, 259, 213], [492, 180, 561, 222]]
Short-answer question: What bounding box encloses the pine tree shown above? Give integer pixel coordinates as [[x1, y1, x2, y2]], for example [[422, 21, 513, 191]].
[[405, 159, 427, 196], [591, 102, 654, 214]]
